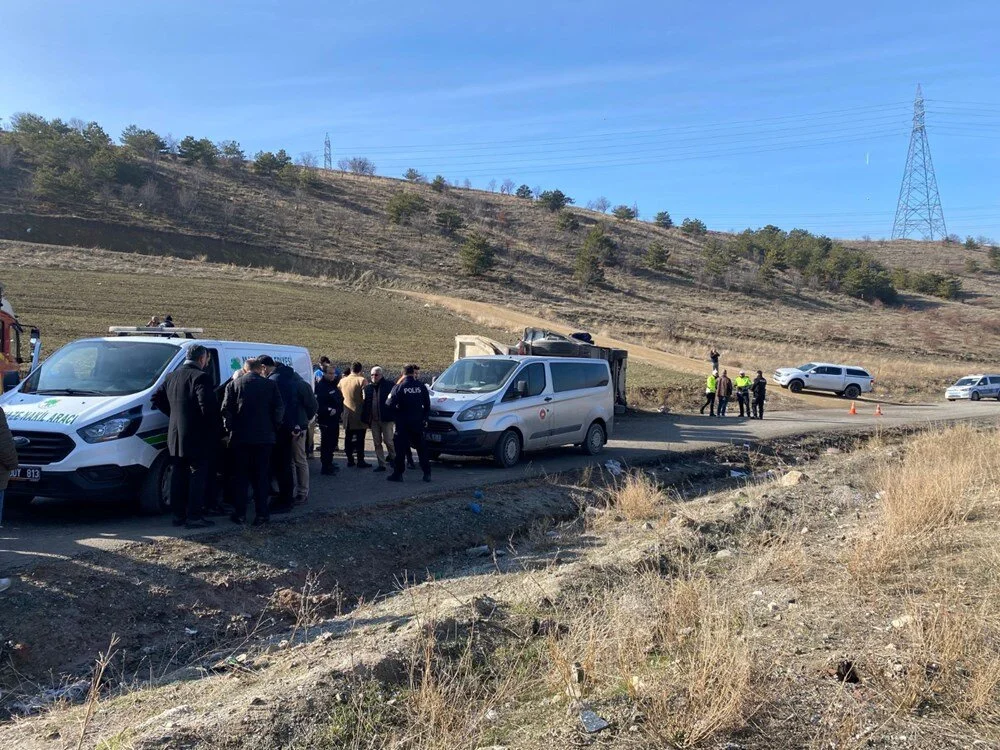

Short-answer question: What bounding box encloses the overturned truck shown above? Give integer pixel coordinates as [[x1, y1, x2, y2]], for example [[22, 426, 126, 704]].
[[455, 328, 628, 414]]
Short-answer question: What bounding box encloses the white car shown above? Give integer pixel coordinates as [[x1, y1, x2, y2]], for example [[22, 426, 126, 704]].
[[0, 327, 312, 512], [773, 362, 874, 399], [945, 374, 1000, 402]]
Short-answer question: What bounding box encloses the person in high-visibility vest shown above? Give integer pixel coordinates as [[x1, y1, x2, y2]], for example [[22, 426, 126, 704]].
[[700, 370, 718, 416], [733, 370, 753, 418]]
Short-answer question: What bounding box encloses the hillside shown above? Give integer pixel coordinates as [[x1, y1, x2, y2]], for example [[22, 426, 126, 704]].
[[2, 117, 999, 399]]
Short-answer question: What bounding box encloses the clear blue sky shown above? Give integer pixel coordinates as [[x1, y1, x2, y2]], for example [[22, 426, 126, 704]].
[[2, 0, 998, 239]]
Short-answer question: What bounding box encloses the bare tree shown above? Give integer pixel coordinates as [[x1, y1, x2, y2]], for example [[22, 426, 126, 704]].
[[120, 184, 138, 205], [137, 179, 159, 211], [587, 196, 610, 213], [297, 152, 318, 169], [336, 156, 376, 176], [163, 133, 179, 155], [487, 178, 497, 192], [0, 144, 15, 169], [177, 186, 198, 214], [463, 178, 472, 189], [500, 178, 515, 195]]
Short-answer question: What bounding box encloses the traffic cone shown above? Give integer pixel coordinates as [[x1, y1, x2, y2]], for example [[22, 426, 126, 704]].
[[848, 401, 857, 415], [874, 403, 883, 416]]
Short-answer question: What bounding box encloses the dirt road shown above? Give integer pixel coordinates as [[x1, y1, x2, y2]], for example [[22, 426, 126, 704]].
[[395, 290, 849, 408], [2, 400, 996, 572]]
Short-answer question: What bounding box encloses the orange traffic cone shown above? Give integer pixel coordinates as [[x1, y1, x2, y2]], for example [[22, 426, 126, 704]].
[[874, 403, 883, 416], [848, 401, 857, 415]]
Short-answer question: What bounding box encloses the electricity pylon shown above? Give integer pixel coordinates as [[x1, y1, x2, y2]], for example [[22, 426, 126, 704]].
[[891, 85, 947, 240]]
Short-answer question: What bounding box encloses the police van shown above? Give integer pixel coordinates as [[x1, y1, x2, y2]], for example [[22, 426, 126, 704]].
[[0, 327, 312, 513], [425, 355, 615, 467]]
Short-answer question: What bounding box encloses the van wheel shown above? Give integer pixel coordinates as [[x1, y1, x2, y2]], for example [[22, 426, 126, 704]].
[[138, 453, 172, 515], [844, 384, 861, 399], [788, 380, 804, 393], [971, 391, 981, 402], [493, 430, 522, 468], [581, 422, 606, 456]]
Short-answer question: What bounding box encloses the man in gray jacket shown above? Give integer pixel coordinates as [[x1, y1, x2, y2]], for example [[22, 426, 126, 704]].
[[0, 406, 19, 592]]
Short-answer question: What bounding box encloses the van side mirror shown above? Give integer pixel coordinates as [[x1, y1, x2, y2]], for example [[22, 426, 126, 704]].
[[516, 380, 527, 396]]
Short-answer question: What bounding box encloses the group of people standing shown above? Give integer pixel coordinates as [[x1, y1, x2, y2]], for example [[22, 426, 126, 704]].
[[701, 348, 767, 419], [152, 348, 433, 529]]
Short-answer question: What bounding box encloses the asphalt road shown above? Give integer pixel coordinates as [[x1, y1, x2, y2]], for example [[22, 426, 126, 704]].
[[2, 400, 998, 572]]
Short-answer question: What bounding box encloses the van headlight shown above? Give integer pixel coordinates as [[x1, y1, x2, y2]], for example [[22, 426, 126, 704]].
[[458, 402, 495, 422], [78, 407, 142, 443]]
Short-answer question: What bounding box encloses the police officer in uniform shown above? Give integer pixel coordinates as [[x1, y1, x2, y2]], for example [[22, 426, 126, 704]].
[[751, 370, 768, 420], [386, 364, 431, 483]]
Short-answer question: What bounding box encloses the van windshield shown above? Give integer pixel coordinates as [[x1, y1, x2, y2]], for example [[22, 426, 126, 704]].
[[954, 377, 976, 387], [434, 358, 518, 394], [21, 340, 179, 397]]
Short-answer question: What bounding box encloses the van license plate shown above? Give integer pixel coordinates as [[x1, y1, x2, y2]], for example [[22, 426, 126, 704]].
[[426, 433, 442, 443], [10, 467, 41, 482]]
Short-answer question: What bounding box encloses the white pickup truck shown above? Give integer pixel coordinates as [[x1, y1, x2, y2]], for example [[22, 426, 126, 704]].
[[773, 362, 874, 399]]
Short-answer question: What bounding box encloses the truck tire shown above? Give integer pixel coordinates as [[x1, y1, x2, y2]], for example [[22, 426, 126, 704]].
[[788, 380, 804, 394], [138, 453, 172, 515], [493, 429, 522, 468], [581, 421, 606, 456], [844, 384, 861, 399]]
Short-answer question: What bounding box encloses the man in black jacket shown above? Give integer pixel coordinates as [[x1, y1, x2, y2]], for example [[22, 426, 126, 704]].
[[314, 365, 343, 475], [386, 364, 431, 483], [261, 356, 318, 510], [362, 366, 396, 473], [152, 345, 219, 529], [751, 370, 767, 420], [221, 358, 284, 525]]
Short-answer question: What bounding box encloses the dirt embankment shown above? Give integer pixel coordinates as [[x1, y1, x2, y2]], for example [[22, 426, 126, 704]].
[[0, 427, 911, 748]]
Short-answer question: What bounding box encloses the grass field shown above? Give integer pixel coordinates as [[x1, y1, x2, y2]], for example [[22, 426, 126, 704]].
[[2, 263, 510, 377]]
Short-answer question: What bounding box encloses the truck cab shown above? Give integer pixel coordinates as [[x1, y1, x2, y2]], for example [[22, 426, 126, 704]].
[[0, 289, 40, 392]]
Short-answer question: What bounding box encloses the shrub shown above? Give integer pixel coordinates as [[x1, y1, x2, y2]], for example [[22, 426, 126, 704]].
[[612, 204, 637, 221], [515, 184, 533, 199], [538, 189, 573, 212], [583, 224, 617, 265], [556, 210, 579, 232], [435, 207, 464, 235], [645, 241, 670, 270], [680, 217, 708, 236], [987, 246, 1000, 272], [403, 168, 426, 183], [430, 175, 448, 192], [702, 238, 734, 286], [387, 191, 428, 225], [964, 236, 980, 250], [574, 244, 603, 287], [459, 232, 494, 275], [654, 210, 673, 228]]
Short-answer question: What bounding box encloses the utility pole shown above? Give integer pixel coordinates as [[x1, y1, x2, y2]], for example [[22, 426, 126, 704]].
[[323, 133, 332, 171], [891, 85, 947, 240]]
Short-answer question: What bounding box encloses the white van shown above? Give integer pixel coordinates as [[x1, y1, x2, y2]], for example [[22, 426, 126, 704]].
[[425, 355, 614, 467], [0, 328, 312, 512]]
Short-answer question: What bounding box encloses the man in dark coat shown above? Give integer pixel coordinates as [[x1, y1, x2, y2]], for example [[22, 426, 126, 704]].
[[362, 366, 396, 472], [386, 364, 431, 483], [314, 365, 343, 475], [262, 356, 318, 510], [751, 370, 768, 420], [152, 345, 219, 528], [221, 358, 284, 525]]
